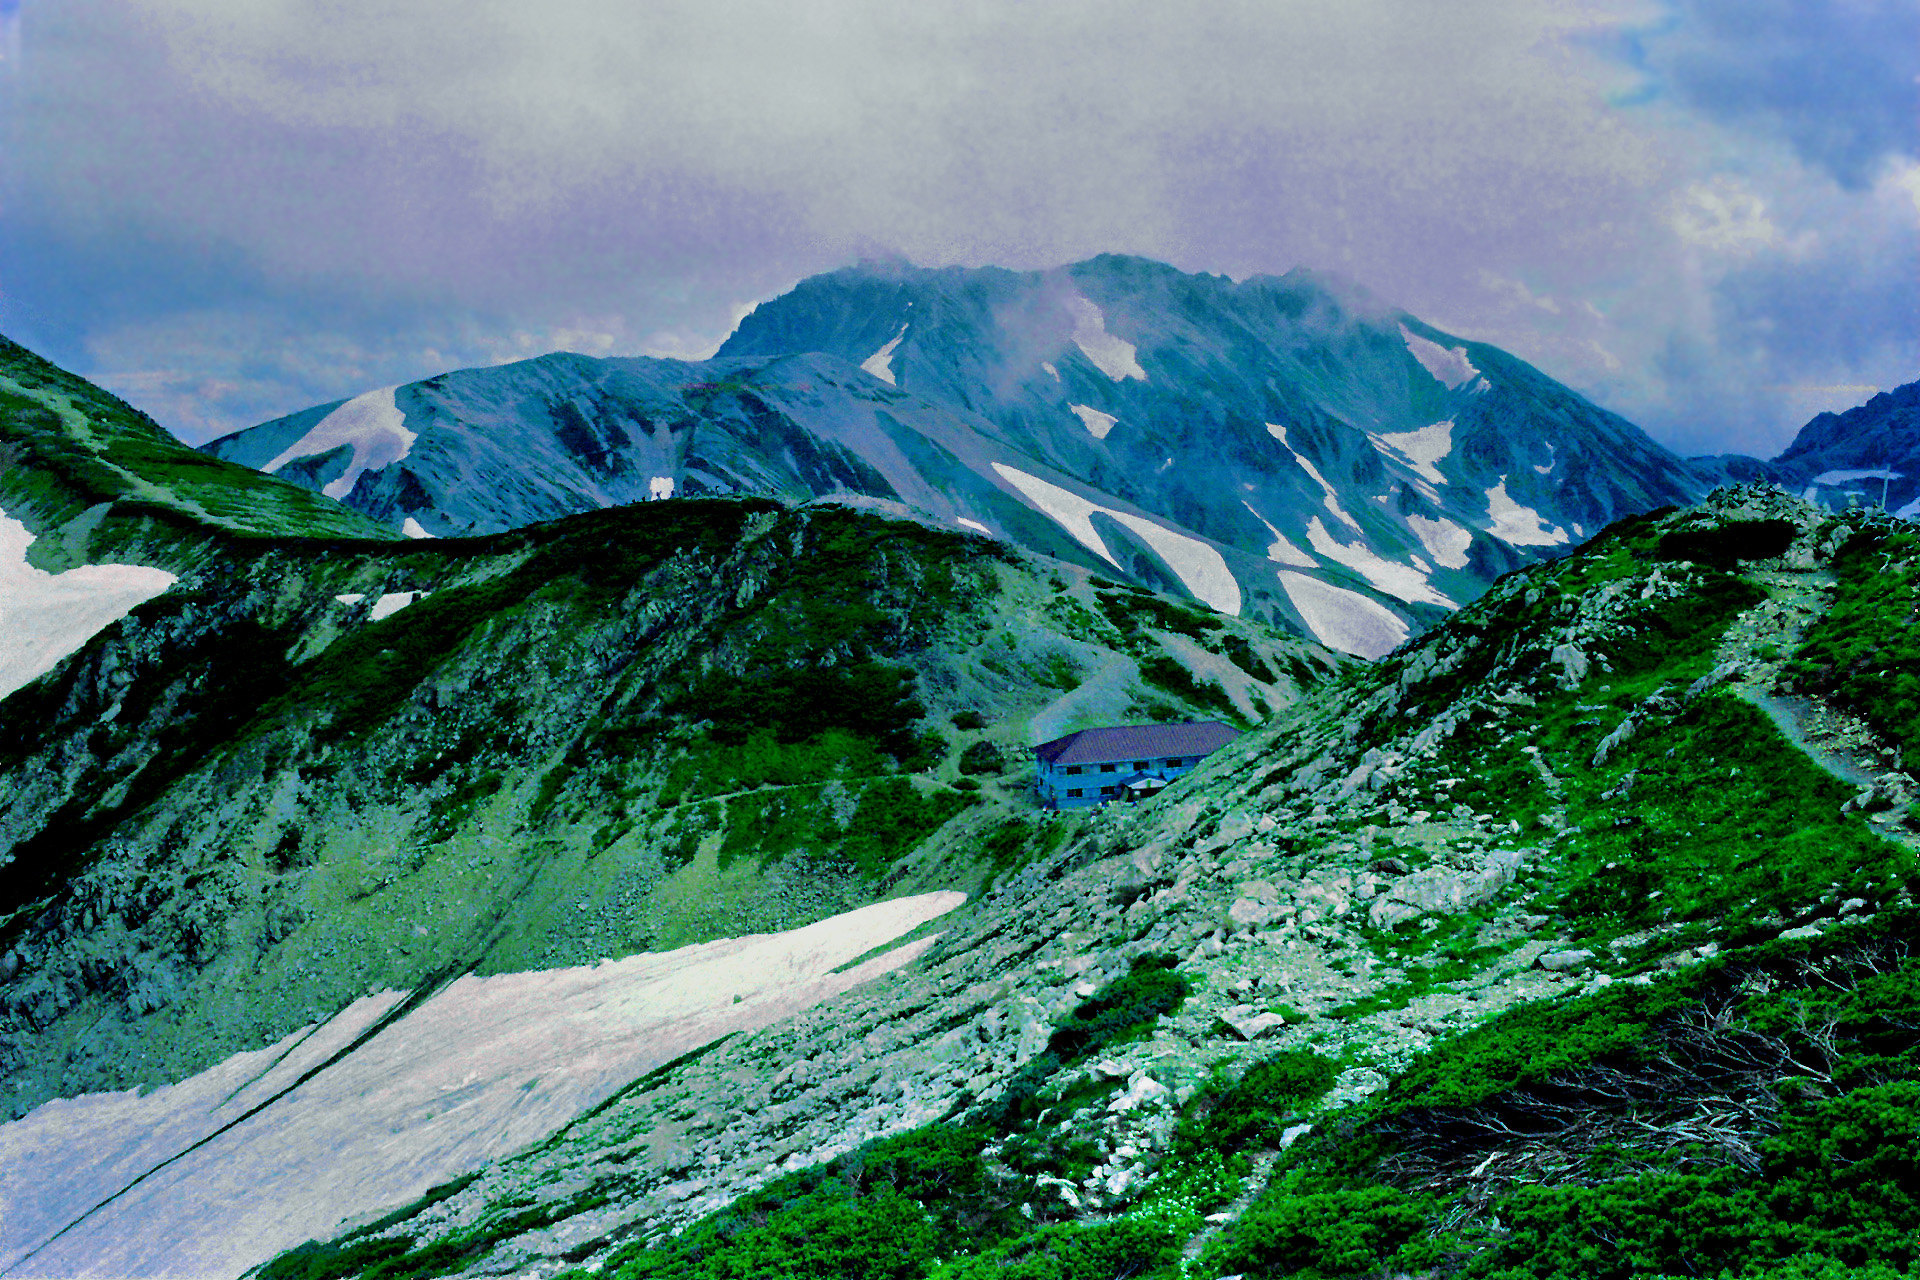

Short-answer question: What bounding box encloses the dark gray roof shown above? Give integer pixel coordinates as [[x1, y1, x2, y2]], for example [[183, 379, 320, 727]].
[[1034, 720, 1240, 766]]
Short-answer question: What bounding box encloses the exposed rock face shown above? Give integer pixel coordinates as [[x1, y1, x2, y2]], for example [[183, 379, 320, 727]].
[[1770, 380, 1920, 518], [204, 256, 1706, 652]]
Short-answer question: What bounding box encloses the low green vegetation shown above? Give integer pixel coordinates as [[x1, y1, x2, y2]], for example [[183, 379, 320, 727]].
[[1, 334, 392, 542], [1195, 913, 1920, 1280], [1788, 520, 1920, 764]]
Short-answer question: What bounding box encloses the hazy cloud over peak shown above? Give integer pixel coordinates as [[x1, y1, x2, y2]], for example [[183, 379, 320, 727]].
[[1, 0, 1913, 456]]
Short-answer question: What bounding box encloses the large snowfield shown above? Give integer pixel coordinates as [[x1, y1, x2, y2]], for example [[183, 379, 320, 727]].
[[0, 510, 176, 698], [989, 463, 1241, 615], [261, 386, 415, 501], [1277, 569, 1409, 659], [0, 893, 965, 1280]]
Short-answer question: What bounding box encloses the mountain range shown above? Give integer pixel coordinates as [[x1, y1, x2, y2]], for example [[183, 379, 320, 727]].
[[203, 256, 1710, 658]]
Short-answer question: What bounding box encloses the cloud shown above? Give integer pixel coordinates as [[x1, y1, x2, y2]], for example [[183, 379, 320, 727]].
[[1620, 0, 1920, 189], [0, 0, 1912, 455]]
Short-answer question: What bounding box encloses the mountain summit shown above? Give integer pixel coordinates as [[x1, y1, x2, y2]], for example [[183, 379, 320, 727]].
[[204, 257, 1705, 653]]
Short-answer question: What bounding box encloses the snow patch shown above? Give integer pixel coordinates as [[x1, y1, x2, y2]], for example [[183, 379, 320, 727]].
[[1810, 468, 1901, 484], [860, 327, 906, 385], [1895, 494, 1920, 521], [1041, 362, 1060, 382], [992, 464, 1118, 565], [1803, 469, 1902, 501], [1399, 325, 1479, 390], [1105, 512, 1242, 615], [369, 591, 427, 621], [1484, 477, 1569, 546], [990, 464, 1240, 614], [1241, 501, 1316, 568], [1266, 425, 1362, 531], [1371, 420, 1453, 484], [1305, 517, 1456, 607], [649, 475, 676, 500], [0, 511, 176, 697], [1278, 571, 1408, 659], [1406, 514, 1473, 569], [1068, 404, 1118, 439], [1065, 294, 1146, 381], [0, 893, 965, 1280], [400, 517, 434, 539], [958, 517, 993, 535], [1534, 442, 1557, 476], [261, 385, 414, 501], [334, 591, 429, 621]]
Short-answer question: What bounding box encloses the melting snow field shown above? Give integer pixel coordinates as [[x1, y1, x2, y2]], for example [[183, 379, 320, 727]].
[[957, 517, 993, 535], [1068, 404, 1118, 439], [1802, 469, 1901, 502], [991, 463, 1118, 565], [1371, 421, 1453, 484], [262, 387, 415, 501], [1305, 518, 1455, 608], [1484, 478, 1569, 547], [1277, 570, 1408, 659], [333, 591, 429, 621], [0, 893, 965, 1280], [861, 328, 906, 385], [990, 464, 1240, 614], [400, 517, 434, 539], [1105, 512, 1241, 615], [1405, 514, 1473, 569], [1064, 294, 1146, 381], [1241, 501, 1316, 568], [1399, 326, 1480, 391], [1267, 425, 1362, 531], [0, 510, 175, 698]]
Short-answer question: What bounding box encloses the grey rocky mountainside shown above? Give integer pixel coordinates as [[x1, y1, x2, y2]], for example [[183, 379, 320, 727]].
[[1691, 376, 1920, 516], [224, 488, 1918, 1279], [203, 255, 1707, 656]]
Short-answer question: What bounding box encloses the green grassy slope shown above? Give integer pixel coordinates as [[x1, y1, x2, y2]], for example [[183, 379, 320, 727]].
[[0, 334, 394, 554]]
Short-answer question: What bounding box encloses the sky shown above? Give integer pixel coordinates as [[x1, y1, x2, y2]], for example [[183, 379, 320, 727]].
[[0, 0, 1914, 457]]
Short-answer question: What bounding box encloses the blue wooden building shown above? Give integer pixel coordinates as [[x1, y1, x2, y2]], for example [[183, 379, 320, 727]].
[[1032, 720, 1240, 810]]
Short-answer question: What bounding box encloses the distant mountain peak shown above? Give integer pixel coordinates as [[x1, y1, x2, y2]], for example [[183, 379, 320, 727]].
[[204, 256, 1707, 654]]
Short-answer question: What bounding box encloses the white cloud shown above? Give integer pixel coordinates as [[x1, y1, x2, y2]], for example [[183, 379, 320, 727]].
[[1669, 175, 1815, 259], [2, 0, 1912, 459]]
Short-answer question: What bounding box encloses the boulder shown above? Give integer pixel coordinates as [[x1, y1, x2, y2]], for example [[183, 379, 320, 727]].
[[1368, 849, 1524, 929], [1224, 897, 1286, 932], [1536, 948, 1596, 973], [1549, 643, 1590, 690], [1218, 1006, 1289, 1040], [1592, 719, 1637, 767]]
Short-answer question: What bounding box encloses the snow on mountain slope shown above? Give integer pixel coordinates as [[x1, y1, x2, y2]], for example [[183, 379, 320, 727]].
[[205, 256, 1707, 652], [1400, 324, 1482, 391], [0, 510, 174, 697], [1064, 292, 1146, 381], [1277, 568, 1409, 658], [259, 385, 414, 500], [861, 326, 906, 385], [0, 893, 963, 1280]]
